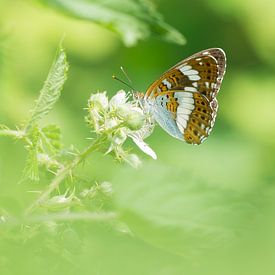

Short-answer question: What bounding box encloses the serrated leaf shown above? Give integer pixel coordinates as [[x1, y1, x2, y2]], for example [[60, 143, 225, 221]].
[[22, 127, 41, 181], [113, 163, 256, 256], [37, 0, 185, 46], [41, 124, 62, 153], [25, 48, 68, 131]]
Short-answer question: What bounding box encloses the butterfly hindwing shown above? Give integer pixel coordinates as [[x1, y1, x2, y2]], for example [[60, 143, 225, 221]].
[[176, 92, 217, 144]]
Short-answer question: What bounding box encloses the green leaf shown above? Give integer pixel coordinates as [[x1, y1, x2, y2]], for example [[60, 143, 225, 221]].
[[25, 47, 68, 131], [113, 163, 256, 256], [37, 0, 185, 46], [22, 127, 41, 181], [41, 124, 62, 154]]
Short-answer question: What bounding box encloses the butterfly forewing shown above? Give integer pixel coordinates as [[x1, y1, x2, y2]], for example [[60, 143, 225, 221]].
[[144, 48, 226, 145]]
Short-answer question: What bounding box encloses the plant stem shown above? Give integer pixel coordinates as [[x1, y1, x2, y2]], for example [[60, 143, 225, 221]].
[[24, 136, 106, 215], [0, 129, 25, 139]]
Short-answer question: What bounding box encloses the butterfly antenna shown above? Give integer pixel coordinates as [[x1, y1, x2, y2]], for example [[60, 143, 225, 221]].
[[112, 75, 135, 91], [120, 66, 133, 85]]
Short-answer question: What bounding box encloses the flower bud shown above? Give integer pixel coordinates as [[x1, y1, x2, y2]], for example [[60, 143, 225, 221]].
[[37, 153, 60, 169], [88, 92, 108, 111], [105, 117, 119, 130], [112, 128, 127, 145], [116, 104, 132, 118], [99, 181, 113, 195], [124, 153, 142, 168], [109, 90, 127, 109], [125, 110, 145, 130], [41, 192, 76, 210]]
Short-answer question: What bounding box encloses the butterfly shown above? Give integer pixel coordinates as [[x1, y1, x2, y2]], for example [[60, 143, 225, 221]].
[[139, 48, 226, 145]]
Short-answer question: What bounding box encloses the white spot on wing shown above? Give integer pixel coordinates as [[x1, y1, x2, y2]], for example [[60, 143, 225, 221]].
[[177, 107, 192, 115], [183, 97, 194, 104], [181, 92, 193, 98], [162, 79, 172, 89], [183, 69, 199, 76], [176, 118, 187, 133], [181, 103, 195, 110], [175, 92, 193, 98], [189, 75, 201, 81], [184, 87, 197, 92], [192, 82, 198, 88], [179, 65, 192, 73], [205, 82, 209, 89]]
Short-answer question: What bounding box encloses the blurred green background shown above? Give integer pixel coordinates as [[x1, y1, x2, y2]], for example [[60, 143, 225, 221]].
[[1, 0, 275, 274]]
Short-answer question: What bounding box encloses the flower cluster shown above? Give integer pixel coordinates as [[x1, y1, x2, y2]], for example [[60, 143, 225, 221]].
[[86, 90, 156, 167]]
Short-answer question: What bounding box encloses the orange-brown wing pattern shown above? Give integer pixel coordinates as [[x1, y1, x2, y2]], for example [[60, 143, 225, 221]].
[[179, 93, 217, 144], [144, 48, 226, 144]]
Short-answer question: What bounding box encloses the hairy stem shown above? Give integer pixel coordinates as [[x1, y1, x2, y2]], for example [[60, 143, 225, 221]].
[[25, 135, 106, 215], [0, 129, 25, 139]]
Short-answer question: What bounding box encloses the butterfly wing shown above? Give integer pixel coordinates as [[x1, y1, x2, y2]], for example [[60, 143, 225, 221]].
[[144, 48, 226, 144]]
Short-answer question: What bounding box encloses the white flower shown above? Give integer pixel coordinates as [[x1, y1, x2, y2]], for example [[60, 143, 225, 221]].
[[109, 90, 127, 109], [87, 90, 157, 162], [89, 92, 108, 111], [105, 117, 119, 130], [128, 114, 157, 159], [129, 135, 157, 160], [112, 128, 127, 145]]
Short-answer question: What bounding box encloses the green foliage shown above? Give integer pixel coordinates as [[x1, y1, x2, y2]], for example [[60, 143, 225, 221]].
[[36, 0, 186, 46], [25, 48, 68, 131], [22, 127, 40, 181], [0, 47, 155, 217], [40, 124, 62, 154], [114, 163, 255, 256], [19, 48, 68, 181], [1, 0, 275, 274]]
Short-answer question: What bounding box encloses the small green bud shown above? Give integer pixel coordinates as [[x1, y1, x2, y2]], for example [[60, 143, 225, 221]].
[[116, 104, 132, 118], [125, 110, 145, 130]]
